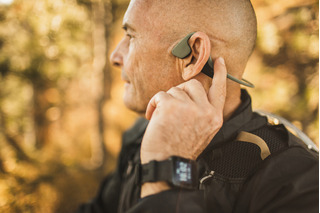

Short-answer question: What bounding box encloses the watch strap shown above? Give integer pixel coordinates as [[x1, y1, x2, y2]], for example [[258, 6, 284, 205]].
[[139, 156, 198, 189], [140, 160, 173, 184]]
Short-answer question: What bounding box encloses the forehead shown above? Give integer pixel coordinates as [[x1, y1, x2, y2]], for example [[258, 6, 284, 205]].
[[123, 0, 168, 36], [123, 0, 151, 29], [123, 0, 184, 47]]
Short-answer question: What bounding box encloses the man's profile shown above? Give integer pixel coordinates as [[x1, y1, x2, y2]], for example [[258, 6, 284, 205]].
[[77, 0, 318, 212]]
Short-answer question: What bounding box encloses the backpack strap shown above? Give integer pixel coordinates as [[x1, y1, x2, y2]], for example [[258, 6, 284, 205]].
[[237, 131, 271, 160], [255, 110, 318, 153]]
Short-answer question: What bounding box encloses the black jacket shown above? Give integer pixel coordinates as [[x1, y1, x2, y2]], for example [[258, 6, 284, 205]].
[[77, 90, 318, 213]]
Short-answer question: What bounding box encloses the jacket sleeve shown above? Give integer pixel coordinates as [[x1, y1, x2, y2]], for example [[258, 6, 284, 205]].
[[126, 146, 318, 213], [127, 189, 206, 213], [76, 171, 122, 213], [234, 146, 319, 213]]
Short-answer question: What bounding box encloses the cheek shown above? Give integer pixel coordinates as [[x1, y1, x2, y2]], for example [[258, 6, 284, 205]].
[[124, 45, 140, 81], [125, 53, 150, 97], [126, 40, 183, 98], [126, 45, 154, 87]]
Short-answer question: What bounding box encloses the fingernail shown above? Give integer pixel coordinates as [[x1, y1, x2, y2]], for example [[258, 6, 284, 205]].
[[218, 57, 225, 65]]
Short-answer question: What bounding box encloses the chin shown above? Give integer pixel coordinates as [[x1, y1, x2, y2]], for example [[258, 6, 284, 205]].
[[123, 96, 147, 114]]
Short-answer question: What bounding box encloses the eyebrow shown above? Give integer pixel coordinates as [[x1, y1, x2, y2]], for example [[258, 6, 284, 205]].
[[122, 23, 136, 32]]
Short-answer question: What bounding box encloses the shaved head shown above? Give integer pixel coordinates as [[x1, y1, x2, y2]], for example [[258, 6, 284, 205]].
[[133, 0, 257, 77], [112, 0, 257, 112]]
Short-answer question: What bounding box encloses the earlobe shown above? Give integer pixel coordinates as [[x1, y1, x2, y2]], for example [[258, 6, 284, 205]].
[[181, 32, 211, 81], [182, 65, 195, 80]]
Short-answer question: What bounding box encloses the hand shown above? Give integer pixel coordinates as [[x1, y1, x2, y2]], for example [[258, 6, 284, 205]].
[[140, 57, 227, 197]]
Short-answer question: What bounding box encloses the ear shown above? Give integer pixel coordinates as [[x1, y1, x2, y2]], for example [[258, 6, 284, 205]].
[[180, 32, 211, 80]]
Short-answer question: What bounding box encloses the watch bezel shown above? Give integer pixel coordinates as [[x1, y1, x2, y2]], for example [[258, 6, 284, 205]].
[[170, 156, 198, 189]]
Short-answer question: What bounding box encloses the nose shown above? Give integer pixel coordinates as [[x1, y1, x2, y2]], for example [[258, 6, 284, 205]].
[[110, 38, 125, 67]]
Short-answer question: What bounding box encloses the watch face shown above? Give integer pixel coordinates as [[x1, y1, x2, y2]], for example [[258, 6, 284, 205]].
[[175, 161, 192, 184], [172, 157, 198, 189]]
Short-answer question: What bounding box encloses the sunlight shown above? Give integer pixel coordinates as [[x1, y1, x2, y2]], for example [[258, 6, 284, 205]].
[[0, 0, 13, 5]]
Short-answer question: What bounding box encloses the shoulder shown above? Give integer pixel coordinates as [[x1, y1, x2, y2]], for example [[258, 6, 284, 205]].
[[201, 120, 318, 179]]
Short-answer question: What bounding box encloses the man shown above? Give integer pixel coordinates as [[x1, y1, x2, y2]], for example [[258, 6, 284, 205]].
[[77, 0, 318, 212]]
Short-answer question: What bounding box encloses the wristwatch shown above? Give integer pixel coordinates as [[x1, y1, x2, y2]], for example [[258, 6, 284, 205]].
[[139, 156, 198, 189]]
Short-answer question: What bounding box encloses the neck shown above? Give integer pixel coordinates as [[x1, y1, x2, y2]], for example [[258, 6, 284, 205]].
[[197, 74, 242, 121], [223, 83, 241, 121]]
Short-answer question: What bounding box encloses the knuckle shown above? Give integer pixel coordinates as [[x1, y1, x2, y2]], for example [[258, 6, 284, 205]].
[[189, 79, 201, 86], [167, 87, 174, 92], [205, 109, 223, 127], [157, 91, 166, 96], [167, 86, 183, 95], [160, 91, 170, 98], [170, 87, 182, 93], [167, 87, 187, 100], [155, 91, 167, 100], [213, 114, 224, 127], [204, 108, 213, 118]]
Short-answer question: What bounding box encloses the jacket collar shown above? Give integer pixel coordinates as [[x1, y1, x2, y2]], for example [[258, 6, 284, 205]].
[[122, 117, 149, 147], [200, 89, 268, 157]]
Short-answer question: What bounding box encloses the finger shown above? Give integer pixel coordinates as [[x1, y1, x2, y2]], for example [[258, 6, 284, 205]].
[[145, 91, 171, 120], [176, 79, 208, 104], [166, 87, 191, 102], [208, 57, 227, 110]]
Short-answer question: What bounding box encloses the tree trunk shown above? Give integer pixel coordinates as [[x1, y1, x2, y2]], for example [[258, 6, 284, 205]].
[[89, 0, 113, 170]]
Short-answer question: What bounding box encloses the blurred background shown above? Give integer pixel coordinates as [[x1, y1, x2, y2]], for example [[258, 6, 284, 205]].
[[0, 0, 318, 212]]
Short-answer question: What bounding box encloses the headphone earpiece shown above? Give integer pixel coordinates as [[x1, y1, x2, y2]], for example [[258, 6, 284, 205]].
[[172, 32, 254, 88]]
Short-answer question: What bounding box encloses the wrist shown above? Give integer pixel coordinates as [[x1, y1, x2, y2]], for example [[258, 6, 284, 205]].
[[140, 149, 171, 164], [141, 148, 196, 164], [139, 156, 198, 197], [141, 181, 171, 198]]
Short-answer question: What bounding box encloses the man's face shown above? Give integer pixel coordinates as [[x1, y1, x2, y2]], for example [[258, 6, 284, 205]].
[[110, 0, 183, 113]]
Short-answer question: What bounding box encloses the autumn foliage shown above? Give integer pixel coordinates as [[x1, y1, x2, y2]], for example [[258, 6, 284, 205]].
[[0, 0, 318, 212]]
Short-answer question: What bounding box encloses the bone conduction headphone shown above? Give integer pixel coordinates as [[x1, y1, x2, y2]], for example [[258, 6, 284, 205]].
[[171, 32, 255, 88]]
